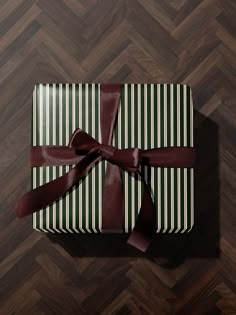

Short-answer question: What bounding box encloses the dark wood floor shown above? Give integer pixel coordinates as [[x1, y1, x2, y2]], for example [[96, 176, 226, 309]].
[[1, 0, 236, 314]]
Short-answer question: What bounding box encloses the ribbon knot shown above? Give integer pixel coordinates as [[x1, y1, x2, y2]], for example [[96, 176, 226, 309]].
[[15, 83, 194, 252], [99, 144, 115, 160], [98, 145, 142, 172]]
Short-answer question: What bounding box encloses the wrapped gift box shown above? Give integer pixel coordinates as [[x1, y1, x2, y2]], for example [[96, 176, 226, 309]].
[[31, 83, 194, 234]]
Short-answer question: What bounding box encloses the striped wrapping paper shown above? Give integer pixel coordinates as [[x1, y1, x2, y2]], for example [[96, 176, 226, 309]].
[[32, 84, 194, 234]]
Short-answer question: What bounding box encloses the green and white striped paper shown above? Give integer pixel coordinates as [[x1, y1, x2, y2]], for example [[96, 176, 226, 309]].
[[32, 84, 194, 234]]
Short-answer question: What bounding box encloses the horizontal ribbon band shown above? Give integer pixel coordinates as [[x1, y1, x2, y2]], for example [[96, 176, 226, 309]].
[[15, 83, 194, 252], [30, 141, 194, 170]]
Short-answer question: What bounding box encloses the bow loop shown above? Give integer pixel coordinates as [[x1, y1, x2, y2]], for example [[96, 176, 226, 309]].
[[69, 128, 98, 151]]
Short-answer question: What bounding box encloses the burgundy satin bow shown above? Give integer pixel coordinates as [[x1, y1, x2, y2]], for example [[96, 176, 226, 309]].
[[16, 83, 194, 252]]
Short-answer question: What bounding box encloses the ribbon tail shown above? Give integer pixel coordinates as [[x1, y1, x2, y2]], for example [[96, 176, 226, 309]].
[[16, 152, 99, 218], [127, 173, 156, 252]]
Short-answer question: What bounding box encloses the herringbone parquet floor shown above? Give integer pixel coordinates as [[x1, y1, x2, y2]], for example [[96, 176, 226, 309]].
[[0, 0, 236, 314]]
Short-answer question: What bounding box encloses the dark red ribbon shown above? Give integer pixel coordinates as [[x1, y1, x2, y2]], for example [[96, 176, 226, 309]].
[[15, 83, 194, 252]]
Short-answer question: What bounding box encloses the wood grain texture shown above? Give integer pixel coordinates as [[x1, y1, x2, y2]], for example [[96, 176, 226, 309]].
[[0, 0, 236, 314]]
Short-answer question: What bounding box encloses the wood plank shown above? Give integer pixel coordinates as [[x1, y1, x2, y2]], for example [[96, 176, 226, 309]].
[[0, 0, 235, 314]]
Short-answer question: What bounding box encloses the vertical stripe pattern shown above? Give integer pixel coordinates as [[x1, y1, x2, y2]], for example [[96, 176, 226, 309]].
[[32, 84, 194, 233]]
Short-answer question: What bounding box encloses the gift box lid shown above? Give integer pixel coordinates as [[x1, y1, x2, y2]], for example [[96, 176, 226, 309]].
[[31, 84, 194, 234]]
